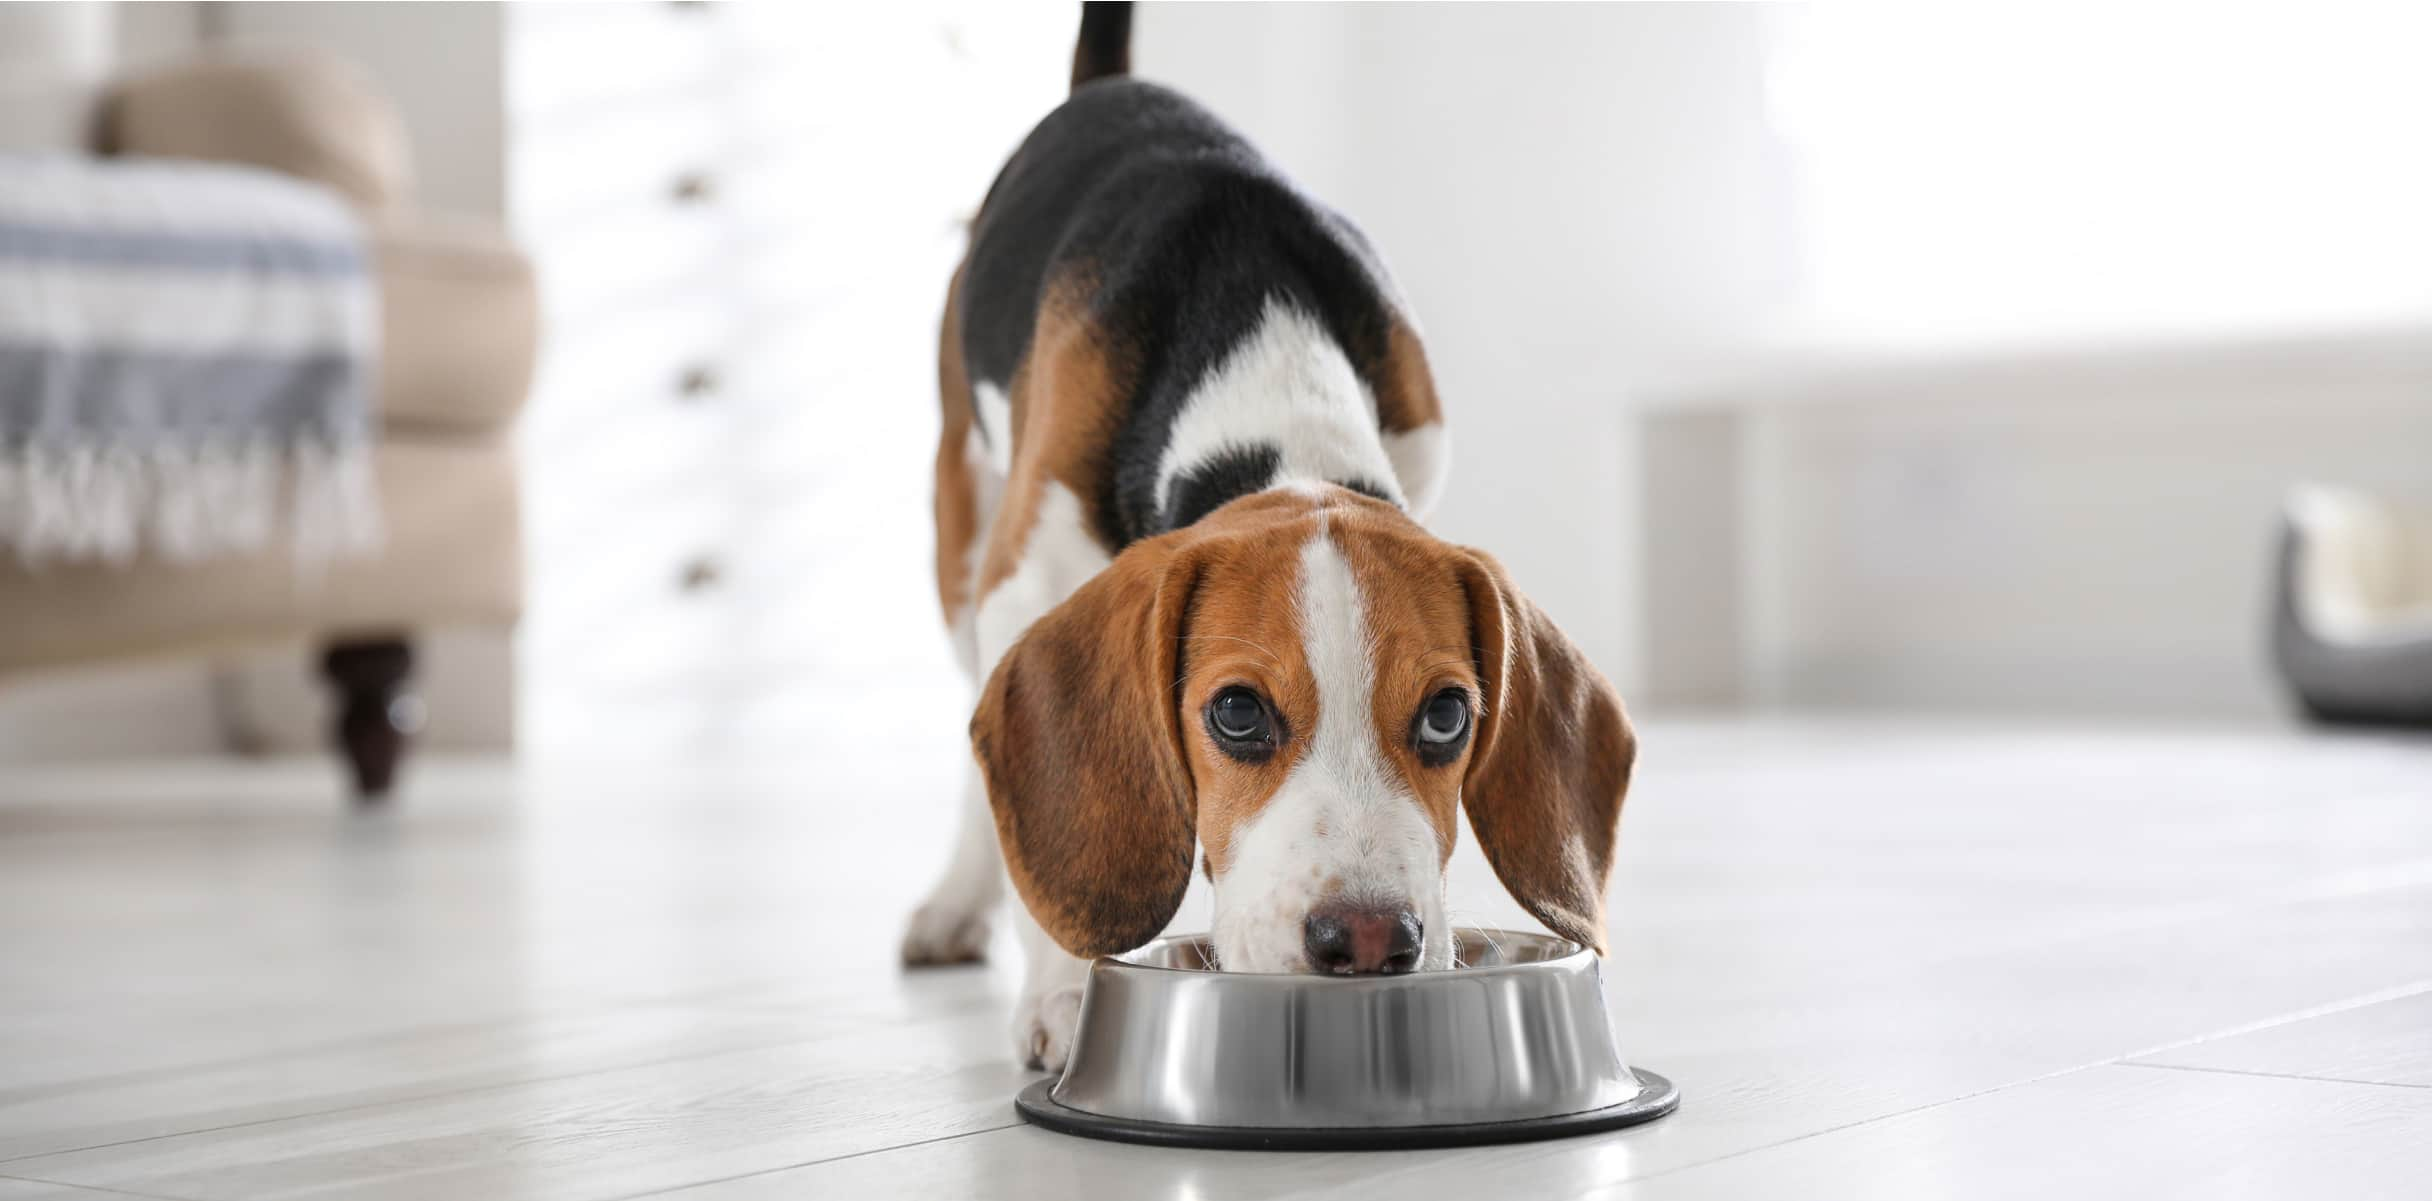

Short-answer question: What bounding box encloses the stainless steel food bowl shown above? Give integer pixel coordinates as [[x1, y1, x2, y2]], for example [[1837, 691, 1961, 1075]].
[[1015, 928, 1677, 1150]]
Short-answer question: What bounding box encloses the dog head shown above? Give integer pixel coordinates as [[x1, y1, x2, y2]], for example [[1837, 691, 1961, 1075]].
[[971, 485, 1634, 974]]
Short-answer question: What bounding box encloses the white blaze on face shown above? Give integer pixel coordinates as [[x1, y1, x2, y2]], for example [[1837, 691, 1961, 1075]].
[[1209, 526, 1452, 973]]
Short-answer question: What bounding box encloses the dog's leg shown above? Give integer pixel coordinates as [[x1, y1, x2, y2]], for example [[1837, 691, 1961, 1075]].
[[900, 765, 1003, 966], [957, 475, 1113, 1062], [1010, 900, 1091, 1072]]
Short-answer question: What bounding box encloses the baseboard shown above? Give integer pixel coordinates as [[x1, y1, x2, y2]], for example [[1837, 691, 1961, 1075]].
[[0, 627, 516, 763]]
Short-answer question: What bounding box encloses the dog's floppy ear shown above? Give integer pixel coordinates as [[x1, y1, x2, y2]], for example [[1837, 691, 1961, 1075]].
[[971, 537, 1201, 959], [1456, 551, 1635, 954]]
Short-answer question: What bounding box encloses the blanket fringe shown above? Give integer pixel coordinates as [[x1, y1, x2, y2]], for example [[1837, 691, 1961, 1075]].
[[0, 439, 381, 567]]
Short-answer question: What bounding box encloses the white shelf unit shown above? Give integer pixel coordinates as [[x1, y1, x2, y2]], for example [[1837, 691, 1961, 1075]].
[[505, 3, 1069, 752]]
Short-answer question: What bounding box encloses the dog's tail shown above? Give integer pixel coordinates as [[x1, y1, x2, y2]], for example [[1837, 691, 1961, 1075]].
[[1071, 2, 1132, 92]]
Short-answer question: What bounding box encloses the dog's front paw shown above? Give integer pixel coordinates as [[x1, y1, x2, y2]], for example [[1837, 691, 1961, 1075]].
[[1012, 985, 1084, 1072], [900, 899, 993, 967]]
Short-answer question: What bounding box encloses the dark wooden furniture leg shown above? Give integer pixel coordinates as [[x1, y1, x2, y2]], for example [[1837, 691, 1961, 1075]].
[[320, 637, 420, 801]]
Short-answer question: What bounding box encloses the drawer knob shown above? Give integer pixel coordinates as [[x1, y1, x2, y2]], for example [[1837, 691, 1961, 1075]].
[[677, 363, 720, 401], [678, 555, 724, 594], [671, 171, 716, 205]]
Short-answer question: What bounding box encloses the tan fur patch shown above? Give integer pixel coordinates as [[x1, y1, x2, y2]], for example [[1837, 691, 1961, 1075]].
[[932, 261, 979, 622], [1372, 318, 1443, 433], [974, 272, 1127, 603]]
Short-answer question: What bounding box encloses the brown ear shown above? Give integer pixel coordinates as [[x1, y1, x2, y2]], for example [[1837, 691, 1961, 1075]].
[[970, 537, 1201, 959], [1457, 551, 1636, 954]]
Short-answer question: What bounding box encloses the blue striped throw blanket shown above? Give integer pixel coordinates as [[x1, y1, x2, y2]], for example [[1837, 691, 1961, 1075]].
[[0, 154, 377, 563]]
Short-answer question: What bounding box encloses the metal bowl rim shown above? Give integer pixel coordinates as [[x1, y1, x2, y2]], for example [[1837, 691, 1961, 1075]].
[[1101, 926, 1593, 985]]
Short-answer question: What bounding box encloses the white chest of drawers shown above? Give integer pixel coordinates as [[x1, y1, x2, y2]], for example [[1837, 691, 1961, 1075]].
[[505, 3, 1067, 751]]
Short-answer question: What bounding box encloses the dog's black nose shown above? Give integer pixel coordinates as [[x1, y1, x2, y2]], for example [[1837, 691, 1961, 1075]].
[[1303, 906, 1422, 974]]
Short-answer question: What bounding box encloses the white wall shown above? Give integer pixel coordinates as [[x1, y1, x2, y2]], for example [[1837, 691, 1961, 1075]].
[[113, 1, 202, 68], [0, 3, 120, 150], [211, 1, 506, 218], [1137, 4, 1795, 690], [1146, 5, 2432, 721], [0, 661, 224, 761], [0, 631, 516, 761], [1769, 6, 2432, 350]]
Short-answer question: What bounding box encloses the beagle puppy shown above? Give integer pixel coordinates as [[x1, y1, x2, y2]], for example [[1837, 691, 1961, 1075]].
[[901, 2, 1635, 1071]]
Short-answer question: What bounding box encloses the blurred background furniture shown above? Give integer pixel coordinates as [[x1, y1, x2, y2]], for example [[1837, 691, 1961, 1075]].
[[4, 2, 2428, 780], [2274, 486, 2432, 726], [0, 47, 537, 798]]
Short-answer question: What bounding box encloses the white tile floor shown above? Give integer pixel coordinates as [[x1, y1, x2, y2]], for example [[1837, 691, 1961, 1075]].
[[2, 715, 2428, 1199]]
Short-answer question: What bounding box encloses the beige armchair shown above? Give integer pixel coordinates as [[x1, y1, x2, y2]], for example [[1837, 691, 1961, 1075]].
[[0, 50, 535, 798]]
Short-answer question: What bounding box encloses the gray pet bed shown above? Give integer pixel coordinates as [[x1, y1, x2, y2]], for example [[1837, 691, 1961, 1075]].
[[2271, 487, 2432, 726]]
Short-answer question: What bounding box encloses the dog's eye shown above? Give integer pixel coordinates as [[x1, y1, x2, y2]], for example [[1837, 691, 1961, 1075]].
[[1414, 690, 1470, 756], [1207, 687, 1273, 746]]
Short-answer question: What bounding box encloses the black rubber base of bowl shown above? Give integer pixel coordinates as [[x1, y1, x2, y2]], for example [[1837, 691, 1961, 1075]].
[[1015, 1069, 1678, 1151]]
